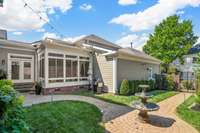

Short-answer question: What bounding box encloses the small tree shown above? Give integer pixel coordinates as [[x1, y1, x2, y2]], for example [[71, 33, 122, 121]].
[[119, 79, 130, 95], [143, 15, 198, 72]]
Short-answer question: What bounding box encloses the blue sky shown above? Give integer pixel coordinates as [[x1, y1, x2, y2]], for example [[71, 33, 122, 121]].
[[0, 0, 200, 50]]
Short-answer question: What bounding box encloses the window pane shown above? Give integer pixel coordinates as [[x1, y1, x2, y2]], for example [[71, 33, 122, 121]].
[[80, 61, 89, 77], [80, 61, 85, 77], [85, 62, 89, 77], [57, 59, 63, 78], [24, 62, 31, 79], [39, 59, 44, 78], [11, 61, 19, 80], [66, 60, 71, 77], [72, 61, 77, 77], [49, 58, 56, 78]]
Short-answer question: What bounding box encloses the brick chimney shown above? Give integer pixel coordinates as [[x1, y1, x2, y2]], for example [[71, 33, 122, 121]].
[[0, 29, 7, 40]]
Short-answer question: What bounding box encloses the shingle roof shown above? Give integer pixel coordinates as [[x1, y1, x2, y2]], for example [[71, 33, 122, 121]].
[[74, 34, 121, 49], [118, 48, 161, 63], [188, 43, 200, 54]]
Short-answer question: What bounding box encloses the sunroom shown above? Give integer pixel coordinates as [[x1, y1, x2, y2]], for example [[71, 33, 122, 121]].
[[37, 39, 92, 93]]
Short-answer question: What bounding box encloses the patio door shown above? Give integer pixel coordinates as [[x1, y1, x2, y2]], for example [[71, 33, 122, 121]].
[[8, 54, 34, 83]]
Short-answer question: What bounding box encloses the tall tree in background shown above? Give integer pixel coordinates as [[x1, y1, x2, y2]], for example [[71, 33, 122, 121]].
[[143, 15, 197, 72]]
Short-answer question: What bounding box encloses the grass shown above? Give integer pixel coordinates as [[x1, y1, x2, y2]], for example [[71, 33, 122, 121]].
[[177, 95, 200, 132], [71, 90, 178, 106], [25, 101, 104, 133]]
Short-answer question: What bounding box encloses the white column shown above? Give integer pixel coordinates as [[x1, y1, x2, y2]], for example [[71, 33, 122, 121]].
[[44, 48, 48, 88], [113, 57, 118, 93], [77, 56, 80, 83]]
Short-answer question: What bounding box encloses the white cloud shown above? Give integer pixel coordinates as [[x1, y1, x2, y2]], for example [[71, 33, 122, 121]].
[[177, 10, 185, 15], [42, 32, 86, 43], [0, 0, 72, 31], [110, 0, 200, 32], [36, 28, 45, 32], [63, 35, 86, 43], [12, 31, 23, 35], [116, 34, 149, 51], [80, 3, 92, 11], [43, 32, 60, 39], [195, 37, 200, 45], [118, 0, 138, 5]]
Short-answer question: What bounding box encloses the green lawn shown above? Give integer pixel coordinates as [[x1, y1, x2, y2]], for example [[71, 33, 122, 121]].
[[25, 101, 104, 133], [71, 90, 178, 106], [177, 95, 200, 132]]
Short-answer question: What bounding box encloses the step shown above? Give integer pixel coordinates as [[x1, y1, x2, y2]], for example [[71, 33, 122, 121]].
[[14, 82, 35, 93]]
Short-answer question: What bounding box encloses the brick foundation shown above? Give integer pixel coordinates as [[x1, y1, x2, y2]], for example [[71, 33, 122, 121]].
[[42, 85, 90, 95]]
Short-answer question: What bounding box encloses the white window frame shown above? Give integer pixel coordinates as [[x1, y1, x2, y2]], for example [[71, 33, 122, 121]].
[[7, 53, 34, 83], [45, 49, 91, 88]]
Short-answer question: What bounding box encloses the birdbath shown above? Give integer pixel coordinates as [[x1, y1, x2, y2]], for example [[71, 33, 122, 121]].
[[132, 85, 160, 123]]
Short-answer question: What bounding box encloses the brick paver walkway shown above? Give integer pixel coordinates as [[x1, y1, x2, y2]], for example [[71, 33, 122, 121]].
[[105, 93, 198, 133]]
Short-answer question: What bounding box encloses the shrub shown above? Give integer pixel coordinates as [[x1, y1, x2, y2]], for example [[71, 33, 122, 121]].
[[129, 80, 155, 94], [119, 79, 130, 95], [35, 82, 42, 95], [0, 80, 30, 132], [195, 93, 200, 105], [181, 80, 194, 90], [0, 69, 7, 80], [166, 75, 175, 90]]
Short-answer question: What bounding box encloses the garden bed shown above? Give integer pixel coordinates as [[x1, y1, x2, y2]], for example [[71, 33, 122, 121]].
[[177, 96, 200, 132], [71, 90, 178, 106]]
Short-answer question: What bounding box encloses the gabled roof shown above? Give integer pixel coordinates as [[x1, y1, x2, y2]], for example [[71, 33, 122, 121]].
[[188, 43, 200, 54], [118, 48, 161, 63], [74, 34, 121, 49], [0, 38, 35, 50]]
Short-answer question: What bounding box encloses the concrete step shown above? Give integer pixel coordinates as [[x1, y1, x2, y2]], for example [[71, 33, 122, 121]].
[[14, 82, 35, 93]]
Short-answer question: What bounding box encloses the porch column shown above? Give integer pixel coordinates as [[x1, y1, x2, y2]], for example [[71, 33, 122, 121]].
[[113, 57, 118, 93], [44, 48, 48, 88]]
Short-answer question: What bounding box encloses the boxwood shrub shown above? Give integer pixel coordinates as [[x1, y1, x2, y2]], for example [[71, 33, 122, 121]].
[[129, 80, 155, 94], [119, 79, 155, 95]]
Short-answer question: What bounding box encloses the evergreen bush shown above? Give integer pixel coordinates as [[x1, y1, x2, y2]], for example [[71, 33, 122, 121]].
[[119, 79, 130, 95]]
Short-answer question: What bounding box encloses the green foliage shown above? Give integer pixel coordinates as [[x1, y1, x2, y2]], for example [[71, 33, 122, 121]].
[[166, 75, 176, 90], [35, 82, 42, 95], [181, 80, 194, 90], [129, 80, 155, 94], [177, 96, 200, 131], [194, 93, 200, 104], [0, 69, 7, 80], [143, 15, 198, 71], [119, 79, 130, 95], [0, 80, 13, 88], [0, 80, 30, 133]]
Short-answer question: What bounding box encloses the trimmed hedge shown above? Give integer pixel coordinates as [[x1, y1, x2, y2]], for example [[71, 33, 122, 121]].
[[119, 79, 155, 95], [119, 79, 130, 95], [129, 80, 155, 94]]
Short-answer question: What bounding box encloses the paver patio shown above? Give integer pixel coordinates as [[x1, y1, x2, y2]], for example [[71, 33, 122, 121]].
[[23, 93, 198, 133], [105, 93, 198, 133]]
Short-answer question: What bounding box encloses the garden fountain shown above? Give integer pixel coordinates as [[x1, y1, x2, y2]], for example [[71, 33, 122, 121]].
[[132, 85, 160, 123]]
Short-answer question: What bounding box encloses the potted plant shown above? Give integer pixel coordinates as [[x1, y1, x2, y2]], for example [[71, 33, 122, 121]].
[[35, 82, 42, 95]]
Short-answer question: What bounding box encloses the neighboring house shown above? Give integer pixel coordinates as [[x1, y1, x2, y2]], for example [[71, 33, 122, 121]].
[[0, 30, 161, 94], [172, 43, 200, 80]]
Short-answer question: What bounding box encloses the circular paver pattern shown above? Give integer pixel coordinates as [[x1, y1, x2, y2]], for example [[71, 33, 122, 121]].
[[105, 93, 198, 133]]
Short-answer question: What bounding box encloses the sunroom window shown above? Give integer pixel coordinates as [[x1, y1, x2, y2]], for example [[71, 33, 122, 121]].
[[66, 60, 78, 77], [80, 61, 89, 77], [48, 58, 63, 78]]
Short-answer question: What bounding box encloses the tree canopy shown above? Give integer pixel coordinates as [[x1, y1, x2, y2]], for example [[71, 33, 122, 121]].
[[143, 15, 198, 66]]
